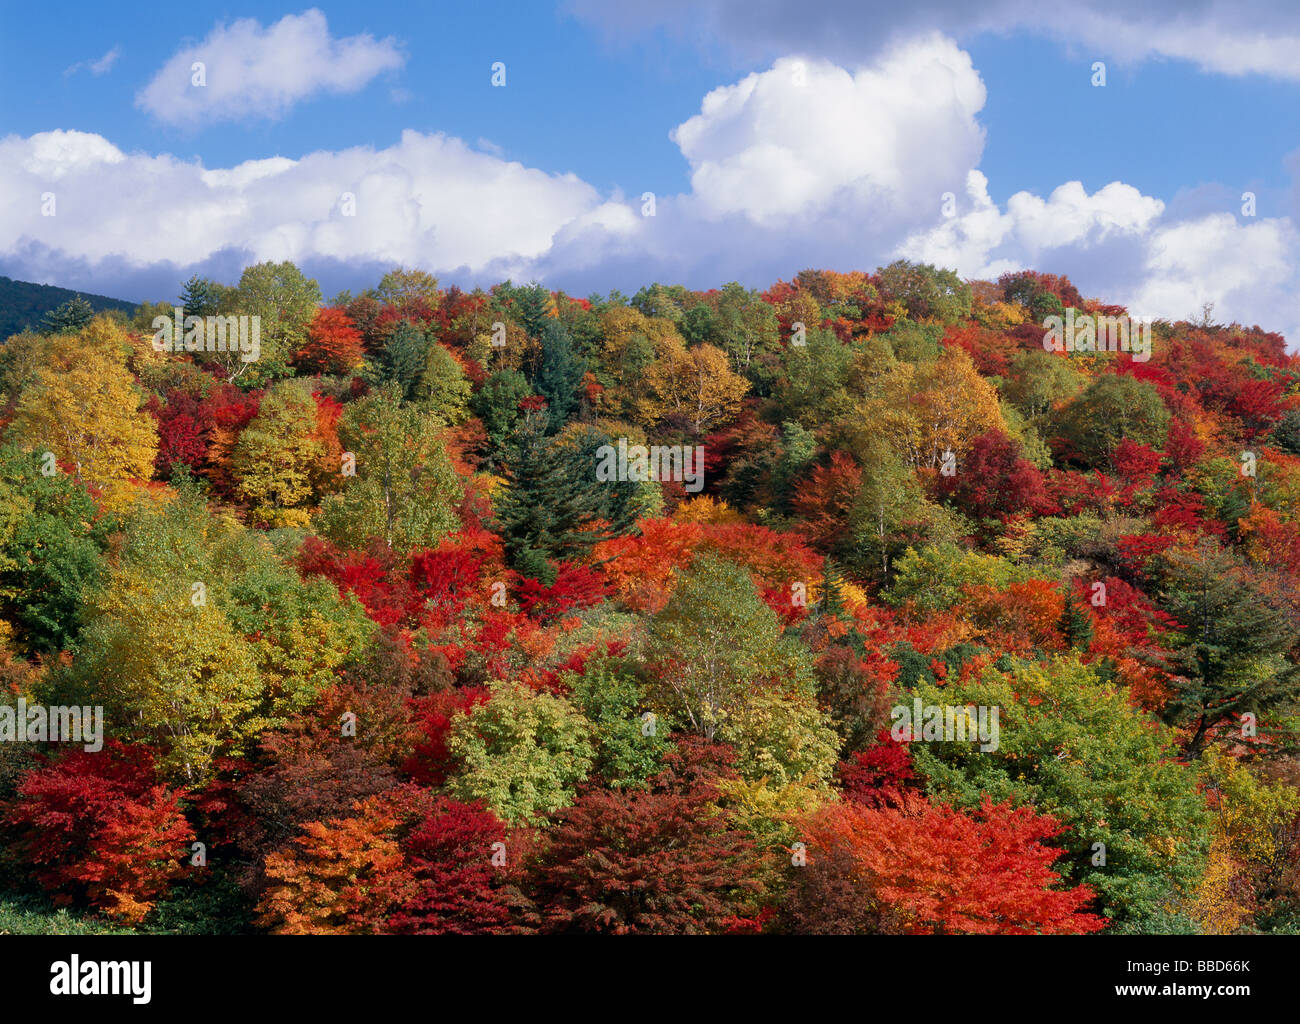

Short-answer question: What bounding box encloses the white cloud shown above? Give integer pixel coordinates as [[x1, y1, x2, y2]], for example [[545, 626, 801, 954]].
[[671, 37, 985, 225], [567, 0, 1300, 82], [0, 129, 608, 278], [1127, 213, 1299, 330], [64, 46, 121, 77], [901, 173, 1299, 340], [6, 34, 1299, 346], [136, 9, 404, 125]]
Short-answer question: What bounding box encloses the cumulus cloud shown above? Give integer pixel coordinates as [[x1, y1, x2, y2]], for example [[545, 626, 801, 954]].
[[6, 32, 1299, 345], [0, 129, 620, 282], [135, 9, 404, 125], [670, 38, 985, 225], [901, 171, 1299, 339]]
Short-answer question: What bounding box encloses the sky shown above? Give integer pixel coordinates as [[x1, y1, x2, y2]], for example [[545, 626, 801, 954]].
[[0, 0, 1297, 342]]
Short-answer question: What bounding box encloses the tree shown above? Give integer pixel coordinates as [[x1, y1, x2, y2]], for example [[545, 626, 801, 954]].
[[799, 796, 1105, 934], [639, 339, 748, 434], [231, 379, 328, 528], [369, 320, 428, 400], [529, 763, 763, 933], [388, 798, 516, 935], [179, 275, 222, 319], [1003, 349, 1086, 422], [907, 655, 1210, 922], [228, 260, 322, 384], [792, 451, 861, 551], [421, 343, 472, 424], [7, 317, 158, 511], [534, 319, 585, 429], [846, 442, 961, 583], [40, 296, 96, 334], [567, 658, 675, 789], [256, 790, 422, 934], [317, 382, 462, 553], [0, 442, 107, 654], [1151, 540, 1300, 756], [52, 487, 372, 782], [646, 554, 819, 742], [934, 428, 1054, 523], [471, 369, 533, 466], [296, 307, 365, 375], [711, 281, 780, 376], [1060, 374, 1170, 468], [3, 742, 193, 923], [446, 679, 595, 825], [875, 260, 972, 324], [374, 268, 440, 311], [493, 414, 638, 583]]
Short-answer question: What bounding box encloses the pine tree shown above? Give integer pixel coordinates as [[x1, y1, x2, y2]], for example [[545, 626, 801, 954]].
[[179, 275, 221, 319], [534, 320, 585, 430], [370, 320, 427, 400], [493, 412, 636, 584], [40, 296, 95, 334]]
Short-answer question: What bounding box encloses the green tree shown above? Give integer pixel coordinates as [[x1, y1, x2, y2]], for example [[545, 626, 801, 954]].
[[876, 260, 971, 324], [493, 413, 637, 583], [317, 382, 462, 553], [646, 555, 819, 743], [370, 320, 428, 401], [1060, 374, 1170, 468], [48, 487, 373, 782], [421, 343, 471, 423], [229, 261, 322, 384], [471, 369, 533, 468], [179, 275, 222, 319], [40, 296, 95, 335], [567, 658, 675, 790], [1152, 541, 1300, 757], [909, 655, 1210, 923], [534, 319, 585, 430], [0, 443, 108, 654], [446, 679, 595, 825]]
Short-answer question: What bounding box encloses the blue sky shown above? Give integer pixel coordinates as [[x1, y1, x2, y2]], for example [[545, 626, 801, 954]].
[[0, 0, 1297, 341]]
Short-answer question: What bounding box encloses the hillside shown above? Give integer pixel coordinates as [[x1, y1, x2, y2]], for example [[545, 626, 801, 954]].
[[0, 261, 1298, 939], [0, 275, 137, 338]]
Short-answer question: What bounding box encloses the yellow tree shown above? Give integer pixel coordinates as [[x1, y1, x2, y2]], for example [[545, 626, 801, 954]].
[[231, 379, 327, 527], [597, 307, 683, 420], [856, 347, 1003, 470], [7, 317, 158, 510], [638, 339, 748, 434]]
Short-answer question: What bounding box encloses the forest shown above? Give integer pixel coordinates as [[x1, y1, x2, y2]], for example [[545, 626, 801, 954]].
[[0, 260, 1297, 936]]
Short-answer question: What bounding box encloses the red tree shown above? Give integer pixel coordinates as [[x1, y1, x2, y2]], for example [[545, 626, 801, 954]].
[[801, 796, 1105, 934], [3, 742, 194, 922], [388, 798, 516, 934], [297, 307, 366, 375]]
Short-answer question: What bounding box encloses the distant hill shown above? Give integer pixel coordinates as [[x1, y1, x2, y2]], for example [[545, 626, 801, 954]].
[[0, 275, 138, 339]]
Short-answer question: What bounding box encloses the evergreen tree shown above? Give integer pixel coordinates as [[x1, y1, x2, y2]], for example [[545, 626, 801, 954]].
[[179, 275, 221, 319], [534, 320, 585, 430], [370, 320, 428, 400], [493, 412, 636, 584], [471, 369, 533, 469], [40, 296, 95, 334], [509, 282, 552, 339], [1152, 541, 1300, 757]]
